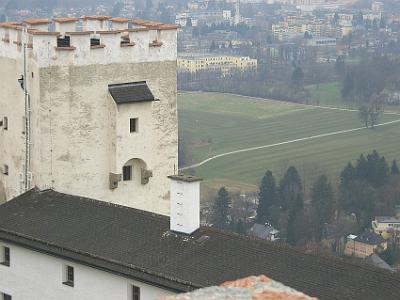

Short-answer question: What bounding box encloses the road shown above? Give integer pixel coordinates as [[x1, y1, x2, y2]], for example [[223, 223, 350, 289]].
[[179, 119, 400, 171]]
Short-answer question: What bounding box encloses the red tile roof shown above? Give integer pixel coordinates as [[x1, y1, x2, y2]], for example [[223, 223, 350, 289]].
[[24, 19, 50, 25], [53, 17, 79, 23], [81, 15, 112, 21], [111, 17, 130, 23]]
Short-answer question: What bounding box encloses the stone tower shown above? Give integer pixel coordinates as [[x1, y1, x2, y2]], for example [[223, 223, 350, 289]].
[[0, 17, 179, 215]]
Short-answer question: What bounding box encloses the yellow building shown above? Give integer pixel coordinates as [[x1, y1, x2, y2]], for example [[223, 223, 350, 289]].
[[178, 55, 257, 76], [344, 232, 387, 259], [372, 216, 400, 240]]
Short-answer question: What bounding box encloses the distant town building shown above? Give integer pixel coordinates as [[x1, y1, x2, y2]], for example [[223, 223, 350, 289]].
[[178, 54, 257, 76], [247, 223, 280, 241], [371, 1, 384, 13], [372, 216, 400, 240], [344, 232, 387, 258]]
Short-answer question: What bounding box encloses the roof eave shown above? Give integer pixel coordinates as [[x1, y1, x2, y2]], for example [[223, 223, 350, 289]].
[[0, 230, 200, 293]]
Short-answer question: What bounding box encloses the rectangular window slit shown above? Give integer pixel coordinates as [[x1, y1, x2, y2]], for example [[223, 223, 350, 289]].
[[132, 285, 140, 300], [63, 265, 74, 287], [130, 118, 138, 133], [123, 165, 132, 181]]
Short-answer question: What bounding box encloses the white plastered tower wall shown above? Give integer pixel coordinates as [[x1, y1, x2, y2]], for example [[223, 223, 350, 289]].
[[0, 18, 179, 215]]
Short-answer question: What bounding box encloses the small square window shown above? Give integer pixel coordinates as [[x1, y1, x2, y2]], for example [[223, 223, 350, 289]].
[[2, 293, 12, 300], [123, 165, 132, 181], [132, 285, 140, 300], [63, 265, 74, 287], [1, 246, 10, 266], [130, 118, 138, 133], [3, 165, 8, 176]]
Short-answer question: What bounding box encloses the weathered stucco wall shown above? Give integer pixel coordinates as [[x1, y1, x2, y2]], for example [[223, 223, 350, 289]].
[[0, 57, 28, 201], [35, 61, 178, 215], [0, 23, 178, 215]]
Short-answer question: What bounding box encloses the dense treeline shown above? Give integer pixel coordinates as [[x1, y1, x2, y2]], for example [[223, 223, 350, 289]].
[[211, 150, 400, 247], [339, 56, 400, 126]]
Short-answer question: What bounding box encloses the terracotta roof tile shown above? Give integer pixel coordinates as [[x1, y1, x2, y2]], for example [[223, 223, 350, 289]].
[[24, 18, 50, 25], [131, 19, 179, 30], [161, 276, 318, 300], [82, 15, 112, 21], [53, 17, 79, 23], [111, 17, 130, 23], [0, 22, 22, 29]]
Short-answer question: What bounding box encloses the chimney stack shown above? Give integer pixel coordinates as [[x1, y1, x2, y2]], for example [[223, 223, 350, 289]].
[[168, 175, 202, 235]]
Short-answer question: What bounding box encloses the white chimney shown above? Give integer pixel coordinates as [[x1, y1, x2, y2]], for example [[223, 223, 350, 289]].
[[168, 175, 202, 235]]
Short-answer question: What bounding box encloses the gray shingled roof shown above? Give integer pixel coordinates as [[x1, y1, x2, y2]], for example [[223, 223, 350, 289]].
[[108, 81, 155, 104], [355, 231, 386, 245], [0, 189, 399, 299]]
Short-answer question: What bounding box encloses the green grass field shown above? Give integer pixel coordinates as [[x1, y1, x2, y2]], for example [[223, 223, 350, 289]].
[[308, 82, 400, 113], [178, 92, 400, 191]]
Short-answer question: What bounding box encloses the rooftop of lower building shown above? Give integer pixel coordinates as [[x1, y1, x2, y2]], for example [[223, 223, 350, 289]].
[[0, 189, 399, 299]]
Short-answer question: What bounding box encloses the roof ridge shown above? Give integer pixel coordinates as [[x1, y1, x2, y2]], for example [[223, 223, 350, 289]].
[[35, 189, 169, 221]]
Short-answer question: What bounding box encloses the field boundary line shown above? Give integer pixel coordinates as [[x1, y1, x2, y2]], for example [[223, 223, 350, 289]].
[[179, 119, 400, 171], [178, 91, 400, 116]]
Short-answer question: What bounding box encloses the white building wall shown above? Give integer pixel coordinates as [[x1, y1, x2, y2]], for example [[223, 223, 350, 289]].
[[0, 24, 178, 215], [0, 242, 176, 300]]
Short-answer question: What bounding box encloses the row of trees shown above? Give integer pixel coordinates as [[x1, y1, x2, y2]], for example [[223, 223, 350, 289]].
[[338, 151, 400, 229], [340, 56, 400, 127], [209, 150, 400, 252], [255, 167, 333, 244], [252, 151, 400, 245]]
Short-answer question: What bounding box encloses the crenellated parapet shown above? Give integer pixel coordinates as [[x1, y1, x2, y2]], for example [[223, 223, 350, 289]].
[[0, 16, 179, 66]]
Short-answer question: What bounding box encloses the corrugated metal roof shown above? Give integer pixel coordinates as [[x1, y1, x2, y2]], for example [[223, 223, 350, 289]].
[[108, 81, 155, 104]]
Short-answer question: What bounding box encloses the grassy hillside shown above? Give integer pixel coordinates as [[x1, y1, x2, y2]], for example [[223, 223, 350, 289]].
[[178, 92, 400, 190], [308, 81, 400, 113]]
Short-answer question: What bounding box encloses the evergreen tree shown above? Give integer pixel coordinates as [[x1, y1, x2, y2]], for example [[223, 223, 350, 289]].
[[279, 166, 302, 211], [341, 72, 354, 102], [335, 56, 345, 76], [340, 162, 356, 188], [256, 171, 276, 224], [213, 187, 231, 229], [236, 219, 246, 234], [291, 67, 304, 91], [365, 150, 389, 187], [355, 154, 369, 180], [280, 167, 304, 245], [391, 160, 399, 175], [311, 175, 334, 241]]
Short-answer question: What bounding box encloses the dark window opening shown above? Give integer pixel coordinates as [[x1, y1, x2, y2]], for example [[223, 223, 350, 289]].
[[2, 293, 12, 300], [121, 35, 131, 45], [3, 165, 8, 176], [4, 247, 9, 266], [123, 165, 132, 181], [57, 36, 71, 48], [1, 247, 10, 266], [63, 265, 74, 287], [132, 285, 140, 300], [130, 118, 138, 133], [3, 117, 8, 130], [90, 38, 101, 47]]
